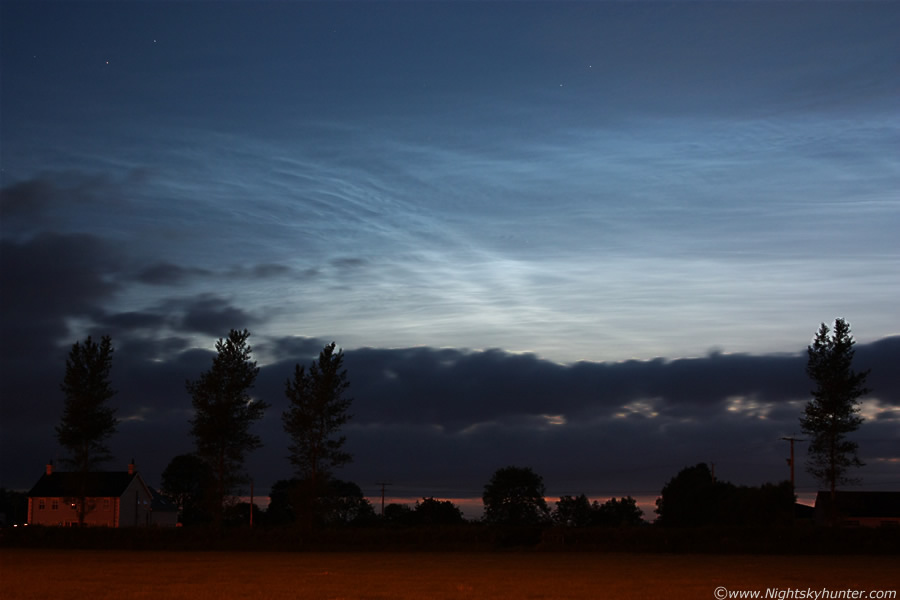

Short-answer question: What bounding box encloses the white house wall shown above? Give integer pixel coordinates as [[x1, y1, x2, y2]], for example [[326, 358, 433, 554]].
[[117, 476, 153, 527]]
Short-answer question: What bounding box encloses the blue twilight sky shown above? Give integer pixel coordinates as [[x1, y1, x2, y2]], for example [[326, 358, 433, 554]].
[[1, 1, 898, 512]]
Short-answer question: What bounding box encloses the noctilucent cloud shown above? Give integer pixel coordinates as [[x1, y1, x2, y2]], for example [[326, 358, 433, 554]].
[[2, 1, 898, 511]]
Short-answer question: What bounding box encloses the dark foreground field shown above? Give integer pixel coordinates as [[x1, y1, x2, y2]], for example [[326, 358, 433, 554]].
[[1, 550, 897, 600]]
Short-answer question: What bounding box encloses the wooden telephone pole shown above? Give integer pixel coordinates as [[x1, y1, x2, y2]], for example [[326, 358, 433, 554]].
[[376, 482, 392, 517], [781, 437, 805, 489]]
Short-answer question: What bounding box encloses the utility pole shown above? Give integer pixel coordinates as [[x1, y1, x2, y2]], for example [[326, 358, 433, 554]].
[[781, 437, 805, 489], [375, 482, 392, 517], [249, 479, 254, 529]]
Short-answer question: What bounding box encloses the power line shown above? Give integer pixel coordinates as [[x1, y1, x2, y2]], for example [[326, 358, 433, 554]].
[[375, 482, 392, 516]]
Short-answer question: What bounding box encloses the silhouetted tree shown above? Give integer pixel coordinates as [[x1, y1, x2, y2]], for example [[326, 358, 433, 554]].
[[594, 496, 644, 527], [56, 335, 117, 526], [801, 318, 869, 503], [224, 501, 263, 527], [186, 329, 268, 527], [725, 482, 795, 528], [414, 497, 465, 525], [266, 477, 375, 526], [383, 502, 415, 525], [657, 464, 794, 528], [319, 479, 376, 526], [554, 494, 644, 527], [282, 342, 353, 524], [161, 453, 215, 526], [482, 466, 549, 525], [267, 478, 302, 526], [655, 463, 719, 527], [553, 494, 594, 527]]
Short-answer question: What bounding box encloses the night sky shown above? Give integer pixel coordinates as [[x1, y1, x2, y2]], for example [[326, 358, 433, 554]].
[[2, 1, 898, 516]]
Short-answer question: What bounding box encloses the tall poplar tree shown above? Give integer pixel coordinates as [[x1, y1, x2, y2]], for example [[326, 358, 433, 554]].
[[282, 342, 353, 521], [186, 328, 267, 527], [56, 334, 117, 525], [800, 318, 870, 501]]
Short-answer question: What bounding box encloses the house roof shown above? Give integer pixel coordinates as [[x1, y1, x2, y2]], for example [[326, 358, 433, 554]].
[[28, 471, 141, 498], [814, 491, 900, 518]]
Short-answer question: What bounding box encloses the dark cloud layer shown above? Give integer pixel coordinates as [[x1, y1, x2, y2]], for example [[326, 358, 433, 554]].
[[136, 263, 214, 286], [1, 172, 898, 503], [136, 262, 293, 286], [2, 316, 898, 507]]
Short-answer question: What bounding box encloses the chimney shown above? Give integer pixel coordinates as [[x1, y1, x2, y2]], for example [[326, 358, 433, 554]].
[[46, 461, 53, 475], [128, 459, 135, 475]]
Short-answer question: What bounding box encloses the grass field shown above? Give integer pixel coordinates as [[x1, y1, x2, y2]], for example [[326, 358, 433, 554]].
[[1, 550, 897, 599]]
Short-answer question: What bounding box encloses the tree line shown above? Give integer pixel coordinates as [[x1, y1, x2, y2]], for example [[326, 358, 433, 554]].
[[51, 318, 870, 528], [53, 329, 354, 528]]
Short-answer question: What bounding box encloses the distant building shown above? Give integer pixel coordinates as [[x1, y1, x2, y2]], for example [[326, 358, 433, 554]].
[[27, 462, 171, 527], [814, 491, 900, 528]]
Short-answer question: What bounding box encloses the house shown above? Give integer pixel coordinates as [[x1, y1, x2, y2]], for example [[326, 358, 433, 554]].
[[814, 491, 900, 528], [27, 461, 167, 527]]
